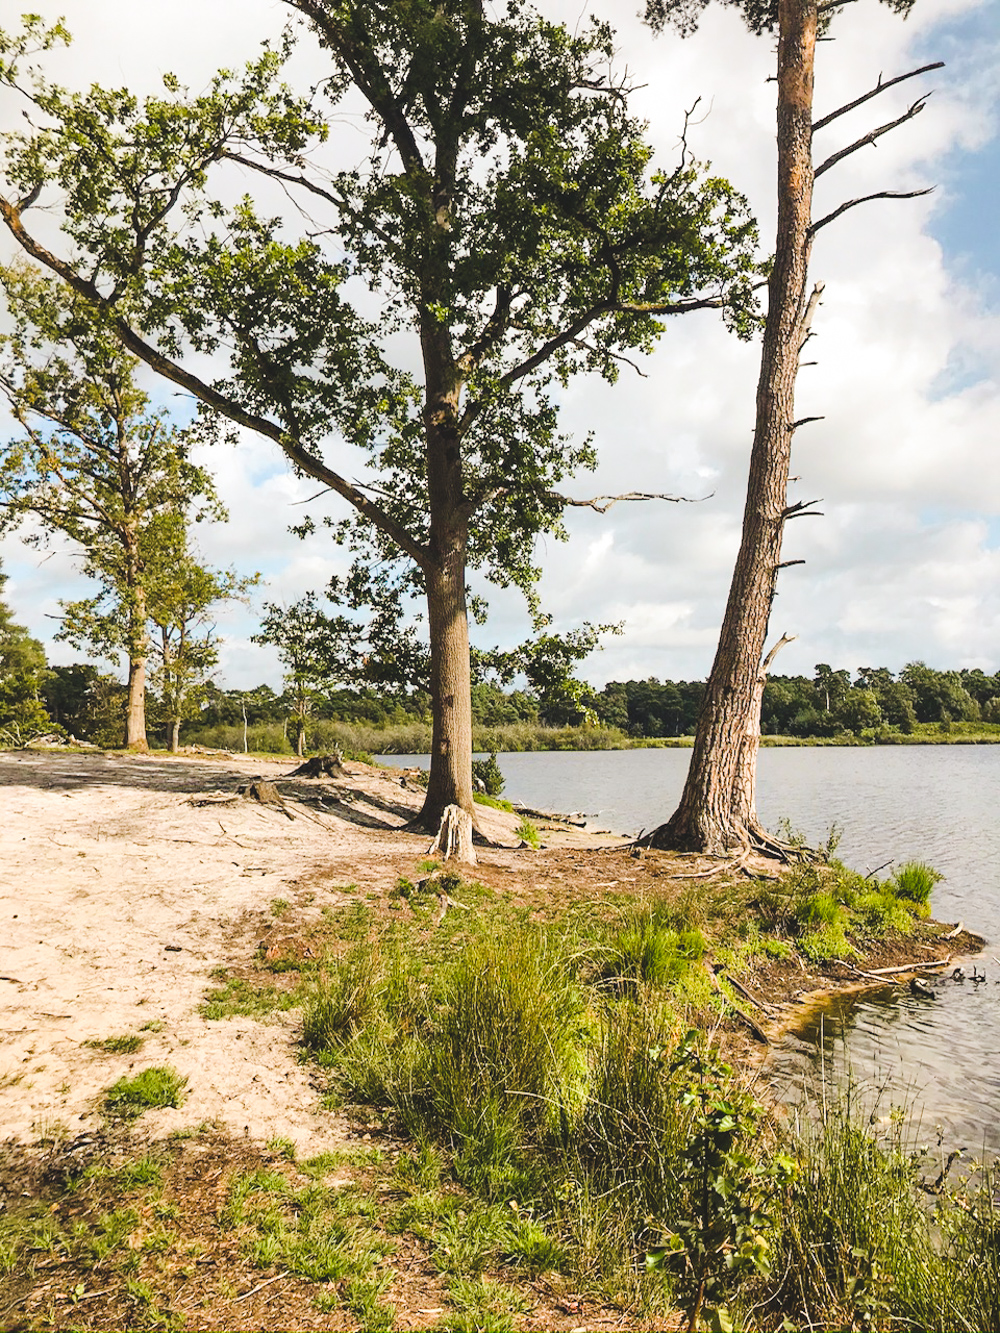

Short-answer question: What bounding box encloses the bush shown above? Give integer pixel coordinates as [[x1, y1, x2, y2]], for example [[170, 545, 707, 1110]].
[[471, 751, 505, 796]]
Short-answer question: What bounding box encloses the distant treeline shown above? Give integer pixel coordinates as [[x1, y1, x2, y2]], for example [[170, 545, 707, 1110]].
[[26, 659, 1000, 750]]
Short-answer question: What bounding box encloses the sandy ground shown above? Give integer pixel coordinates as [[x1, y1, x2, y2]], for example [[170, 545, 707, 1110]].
[[0, 747, 570, 1154]]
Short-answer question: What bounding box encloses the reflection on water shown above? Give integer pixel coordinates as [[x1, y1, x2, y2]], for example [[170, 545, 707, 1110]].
[[382, 745, 1000, 1148], [768, 972, 1000, 1155]]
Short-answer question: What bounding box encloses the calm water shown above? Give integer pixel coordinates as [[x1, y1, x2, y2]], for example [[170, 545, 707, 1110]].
[[383, 745, 1000, 1150]]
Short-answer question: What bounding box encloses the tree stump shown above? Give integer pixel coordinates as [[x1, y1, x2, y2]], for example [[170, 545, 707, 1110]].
[[237, 779, 293, 817], [288, 754, 344, 779], [427, 804, 477, 864]]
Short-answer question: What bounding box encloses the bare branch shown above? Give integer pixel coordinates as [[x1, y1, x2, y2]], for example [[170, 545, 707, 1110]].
[[775, 558, 806, 569], [814, 96, 932, 179], [790, 415, 824, 430], [810, 187, 932, 236], [550, 489, 710, 514], [781, 497, 824, 520], [760, 632, 796, 677], [813, 62, 944, 134]]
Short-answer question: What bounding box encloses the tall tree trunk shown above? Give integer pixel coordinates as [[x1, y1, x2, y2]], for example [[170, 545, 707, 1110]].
[[651, 0, 817, 855], [167, 717, 181, 753], [125, 651, 148, 750], [420, 540, 475, 830]]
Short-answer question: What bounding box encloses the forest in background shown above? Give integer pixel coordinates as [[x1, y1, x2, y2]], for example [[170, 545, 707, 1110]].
[[5, 568, 999, 753]]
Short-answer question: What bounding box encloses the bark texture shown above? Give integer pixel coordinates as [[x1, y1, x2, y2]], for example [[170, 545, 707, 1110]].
[[651, 0, 817, 855]]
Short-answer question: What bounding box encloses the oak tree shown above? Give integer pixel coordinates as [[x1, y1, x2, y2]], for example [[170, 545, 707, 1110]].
[[0, 2, 761, 844], [0, 264, 222, 747]]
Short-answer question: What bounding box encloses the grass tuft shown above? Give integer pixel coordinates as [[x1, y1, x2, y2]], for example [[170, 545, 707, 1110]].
[[103, 1067, 187, 1119]]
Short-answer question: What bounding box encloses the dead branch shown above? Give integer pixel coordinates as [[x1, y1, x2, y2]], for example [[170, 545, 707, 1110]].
[[776, 558, 806, 570], [838, 955, 951, 979], [813, 62, 944, 133], [719, 970, 779, 1016], [814, 96, 933, 178], [761, 632, 796, 675], [943, 921, 964, 940], [810, 187, 933, 236], [551, 489, 709, 513], [782, 497, 825, 520], [790, 416, 825, 430], [706, 965, 771, 1044]]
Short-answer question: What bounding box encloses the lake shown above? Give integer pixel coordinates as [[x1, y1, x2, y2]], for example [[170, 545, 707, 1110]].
[[382, 745, 1000, 1152]]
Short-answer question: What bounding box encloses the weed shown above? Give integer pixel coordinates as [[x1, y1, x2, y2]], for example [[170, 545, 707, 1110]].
[[890, 861, 941, 914], [200, 974, 301, 1021], [267, 1135, 297, 1161], [103, 1067, 186, 1119], [439, 1276, 530, 1332], [84, 1033, 144, 1055], [270, 896, 291, 917], [514, 815, 540, 848], [473, 792, 514, 811]]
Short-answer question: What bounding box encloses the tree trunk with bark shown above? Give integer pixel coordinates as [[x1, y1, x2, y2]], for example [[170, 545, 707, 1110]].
[[166, 718, 181, 753], [124, 542, 148, 751], [650, 0, 817, 855]]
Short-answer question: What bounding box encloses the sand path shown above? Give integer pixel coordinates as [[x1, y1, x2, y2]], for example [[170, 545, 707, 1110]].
[[0, 749, 448, 1152]]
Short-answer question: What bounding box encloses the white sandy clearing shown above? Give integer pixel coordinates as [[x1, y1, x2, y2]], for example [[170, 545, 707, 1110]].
[[0, 748, 470, 1154]]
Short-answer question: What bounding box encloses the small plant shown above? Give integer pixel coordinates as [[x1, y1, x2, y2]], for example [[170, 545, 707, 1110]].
[[646, 1032, 795, 1332], [471, 751, 505, 797], [890, 861, 941, 914], [84, 1033, 144, 1055], [270, 897, 291, 918], [515, 815, 540, 849], [103, 1066, 187, 1119]]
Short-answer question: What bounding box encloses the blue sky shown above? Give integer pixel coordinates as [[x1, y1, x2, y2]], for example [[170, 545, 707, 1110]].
[[1, 0, 999, 691]]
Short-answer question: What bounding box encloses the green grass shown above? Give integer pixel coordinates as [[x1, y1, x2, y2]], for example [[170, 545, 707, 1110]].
[[287, 855, 989, 1329], [103, 1067, 187, 1119], [84, 1034, 144, 1055], [472, 792, 514, 812], [514, 815, 540, 848]]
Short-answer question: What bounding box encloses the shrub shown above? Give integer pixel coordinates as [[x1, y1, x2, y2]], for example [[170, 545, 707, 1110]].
[[471, 751, 505, 796]]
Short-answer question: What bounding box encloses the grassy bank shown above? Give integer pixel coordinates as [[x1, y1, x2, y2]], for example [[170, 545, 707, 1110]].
[[176, 717, 1000, 756], [5, 851, 989, 1332]]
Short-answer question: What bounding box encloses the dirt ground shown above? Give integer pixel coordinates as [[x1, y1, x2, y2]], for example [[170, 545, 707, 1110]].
[[0, 747, 616, 1152]]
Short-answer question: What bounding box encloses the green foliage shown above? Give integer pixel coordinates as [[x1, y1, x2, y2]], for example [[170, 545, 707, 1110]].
[[515, 815, 541, 848], [103, 1067, 187, 1119], [471, 751, 505, 797], [890, 860, 941, 913], [0, 563, 54, 744], [646, 1033, 795, 1332], [596, 903, 707, 993]]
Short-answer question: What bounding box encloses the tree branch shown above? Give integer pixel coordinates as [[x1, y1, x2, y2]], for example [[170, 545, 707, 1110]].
[[549, 489, 710, 513], [809, 188, 932, 236], [760, 632, 796, 677], [814, 96, 932, 179], [0, 196, 431, 573], [813, 62, 944, 133]]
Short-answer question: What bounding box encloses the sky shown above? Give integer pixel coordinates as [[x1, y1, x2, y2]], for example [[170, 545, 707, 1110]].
[[0, 0, 998, 693]]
